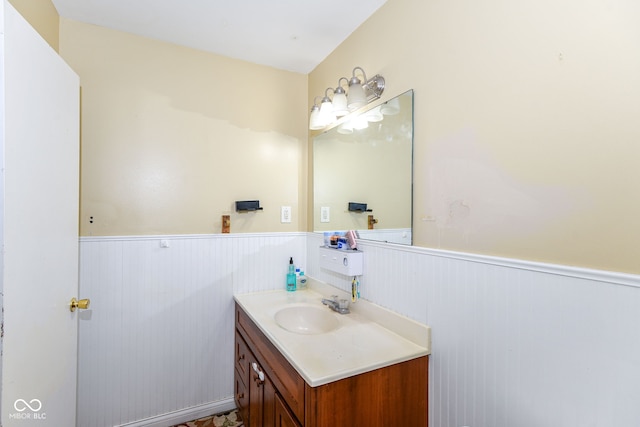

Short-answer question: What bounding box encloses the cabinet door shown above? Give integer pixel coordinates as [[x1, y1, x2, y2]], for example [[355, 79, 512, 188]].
[[248, 360, 265, 427], [263, 373, 276, 427], [275, 393, 301, 427]]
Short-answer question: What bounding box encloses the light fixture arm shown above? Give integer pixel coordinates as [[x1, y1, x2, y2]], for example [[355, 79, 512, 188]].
[[352, 66, 367, 84], [323, 87, 334, 101], [335, 77, 349, 95]]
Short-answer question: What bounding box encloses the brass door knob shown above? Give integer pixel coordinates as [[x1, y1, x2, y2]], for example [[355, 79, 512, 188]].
[[70, 297, 90, 312]]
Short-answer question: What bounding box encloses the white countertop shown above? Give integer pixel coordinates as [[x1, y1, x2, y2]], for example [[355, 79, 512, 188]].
[[234, 279, 431, 387]]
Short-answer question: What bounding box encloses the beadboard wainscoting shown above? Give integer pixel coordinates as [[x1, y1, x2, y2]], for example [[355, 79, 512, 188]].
[[79, 232, 640, 427], [307, 233, 640, 427], [77, 233, 307, 427]]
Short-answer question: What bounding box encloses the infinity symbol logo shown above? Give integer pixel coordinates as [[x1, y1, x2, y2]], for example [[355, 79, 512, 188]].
[[14, 399, 42, 412]]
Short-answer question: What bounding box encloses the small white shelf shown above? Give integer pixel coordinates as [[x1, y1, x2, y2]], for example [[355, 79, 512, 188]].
[[319, 246, 363, 276]]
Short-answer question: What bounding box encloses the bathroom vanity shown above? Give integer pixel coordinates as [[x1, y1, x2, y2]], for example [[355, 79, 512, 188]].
[[234, 282, 431, 426]]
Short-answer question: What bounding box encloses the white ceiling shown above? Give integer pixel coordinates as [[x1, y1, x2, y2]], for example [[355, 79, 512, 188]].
[[51, 0, 386, 74]]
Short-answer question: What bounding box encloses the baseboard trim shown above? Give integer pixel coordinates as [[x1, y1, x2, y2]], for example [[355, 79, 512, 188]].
[[114, 398, 236, 427]]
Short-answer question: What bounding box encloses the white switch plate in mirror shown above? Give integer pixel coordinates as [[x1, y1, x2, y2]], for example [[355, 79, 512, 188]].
[[320, 206, 330, 223]]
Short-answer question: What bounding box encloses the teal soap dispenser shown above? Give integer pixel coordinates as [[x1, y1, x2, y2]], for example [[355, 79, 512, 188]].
[[286, 257, 297, 291]]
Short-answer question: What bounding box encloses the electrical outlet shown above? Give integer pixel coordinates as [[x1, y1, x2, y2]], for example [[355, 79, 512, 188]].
[[320, 206, 330, 223], [281, 206, 292, 223]]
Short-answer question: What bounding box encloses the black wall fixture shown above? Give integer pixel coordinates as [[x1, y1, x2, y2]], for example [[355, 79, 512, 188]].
[[235, 200, 263, 212], [348, 202, 371, 213]]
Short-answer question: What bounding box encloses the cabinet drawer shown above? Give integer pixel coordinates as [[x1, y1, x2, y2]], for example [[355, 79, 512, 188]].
[[234, 368, 249, 423], [236, 304, 306, 422], [235, 330, 251, 383]]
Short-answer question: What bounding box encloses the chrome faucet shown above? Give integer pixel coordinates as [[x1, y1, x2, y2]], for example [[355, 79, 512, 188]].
[[321, 295, 350, 314]]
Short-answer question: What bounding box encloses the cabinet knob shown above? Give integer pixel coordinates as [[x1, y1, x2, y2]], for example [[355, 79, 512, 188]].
[[236, 392, 244, 399], [237, 353, 245, 362]]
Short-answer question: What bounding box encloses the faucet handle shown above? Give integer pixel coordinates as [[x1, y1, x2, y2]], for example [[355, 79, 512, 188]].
[[331, 295, 339, 303]]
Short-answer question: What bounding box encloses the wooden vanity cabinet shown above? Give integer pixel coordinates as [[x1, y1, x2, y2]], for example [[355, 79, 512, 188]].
[[235, 306, 303, 427], [234, 303, 428, 427]]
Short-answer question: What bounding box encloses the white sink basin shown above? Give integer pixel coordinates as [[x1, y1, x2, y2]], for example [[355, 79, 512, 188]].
[[274, 305, 339, 335]]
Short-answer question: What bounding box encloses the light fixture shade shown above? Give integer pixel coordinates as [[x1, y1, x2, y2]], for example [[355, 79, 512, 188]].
[[380, 97, 400, 115], [337, 121, 354, 135], [332, 92, 349, 117], [318, 97, 335, 127], [309, 105, 323, 130], [365, 106, 383, 122], [351, 115, 369, 130], [347, 77, 366, 112], [333, 78, 349, 117]]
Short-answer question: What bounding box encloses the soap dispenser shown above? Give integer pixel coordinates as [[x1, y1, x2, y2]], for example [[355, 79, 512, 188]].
[[296, 268, 307, 289], [286, 257, 296, 291]]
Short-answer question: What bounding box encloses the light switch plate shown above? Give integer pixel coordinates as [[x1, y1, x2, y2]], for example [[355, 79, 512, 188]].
[[320, 206, 330, 223], [281, 206, 292, 223]]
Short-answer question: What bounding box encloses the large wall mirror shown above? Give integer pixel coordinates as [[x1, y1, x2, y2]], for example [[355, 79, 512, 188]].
[[313, 89, 413, 245]]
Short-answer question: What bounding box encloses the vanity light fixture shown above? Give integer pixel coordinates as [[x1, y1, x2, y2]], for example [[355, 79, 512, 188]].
[[309, 66, 385, 130]]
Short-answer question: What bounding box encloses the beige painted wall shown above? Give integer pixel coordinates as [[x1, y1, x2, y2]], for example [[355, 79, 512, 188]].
[[8, 0, 58, 51], [59, 19, 308, 236], [310, 0, 640, 274]]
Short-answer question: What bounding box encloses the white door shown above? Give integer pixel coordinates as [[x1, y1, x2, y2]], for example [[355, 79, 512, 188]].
[[1, 2, 81, 426]]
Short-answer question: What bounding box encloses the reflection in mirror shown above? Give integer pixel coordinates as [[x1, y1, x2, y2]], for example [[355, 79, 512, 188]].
[[313, 90, 413, 245]]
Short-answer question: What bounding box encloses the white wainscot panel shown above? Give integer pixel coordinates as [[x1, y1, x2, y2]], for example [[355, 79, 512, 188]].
[[77, 233, 306, 427], [317, 236, 640, 427]]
